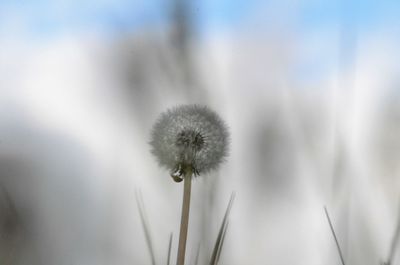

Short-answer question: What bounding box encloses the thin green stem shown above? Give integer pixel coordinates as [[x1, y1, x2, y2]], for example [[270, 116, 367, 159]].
[[167, 233, 173, 265], [210, 193, 235, 265], [176, 166, 192, 265], [384, 201, 400, 265], [135, 190, 157, 265], [324, 206, 346, 265]]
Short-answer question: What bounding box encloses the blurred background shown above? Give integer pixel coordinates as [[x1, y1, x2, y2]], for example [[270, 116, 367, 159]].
[[1, 0, 400, 264]]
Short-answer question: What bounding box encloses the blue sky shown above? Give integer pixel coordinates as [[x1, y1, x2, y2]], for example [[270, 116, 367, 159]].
[[0, 0, 399, 39], [1, 0, 398, 88]]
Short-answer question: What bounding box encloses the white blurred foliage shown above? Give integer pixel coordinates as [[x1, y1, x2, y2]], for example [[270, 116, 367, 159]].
[[0, 13, 400, 265]]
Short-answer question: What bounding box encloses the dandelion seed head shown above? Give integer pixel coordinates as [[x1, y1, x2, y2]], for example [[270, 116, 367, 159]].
[[150, 104, 229, 177]]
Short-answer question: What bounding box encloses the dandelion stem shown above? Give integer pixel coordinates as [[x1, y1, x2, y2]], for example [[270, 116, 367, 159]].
[[177, 166, 192, 265]]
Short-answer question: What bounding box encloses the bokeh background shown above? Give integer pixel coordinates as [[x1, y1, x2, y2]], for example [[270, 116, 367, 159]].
[[1, 0, 400, 264]]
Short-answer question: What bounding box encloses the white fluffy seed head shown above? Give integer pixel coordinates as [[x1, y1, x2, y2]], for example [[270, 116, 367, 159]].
[[150, 105, 229, 177]]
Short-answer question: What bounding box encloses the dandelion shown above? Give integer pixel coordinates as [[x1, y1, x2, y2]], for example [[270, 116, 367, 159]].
[[150, 104, 229, 265], [150, 104, 229, 181]]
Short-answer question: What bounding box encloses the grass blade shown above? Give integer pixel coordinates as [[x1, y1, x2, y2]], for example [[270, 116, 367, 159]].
[[383, 201, 400, 265], [210, 192, 235, 265], [167, 233, 173, 265], [324, 206, 346, 265], [216, 220, 229, 263], [194, 243, 201, 265], [135, 190, 157, 265]]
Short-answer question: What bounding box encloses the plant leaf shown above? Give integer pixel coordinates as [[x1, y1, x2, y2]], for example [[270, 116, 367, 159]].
[[167, 233, 173, 265], [210, 192, 235, 265], [135, 189, 157, 265]]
